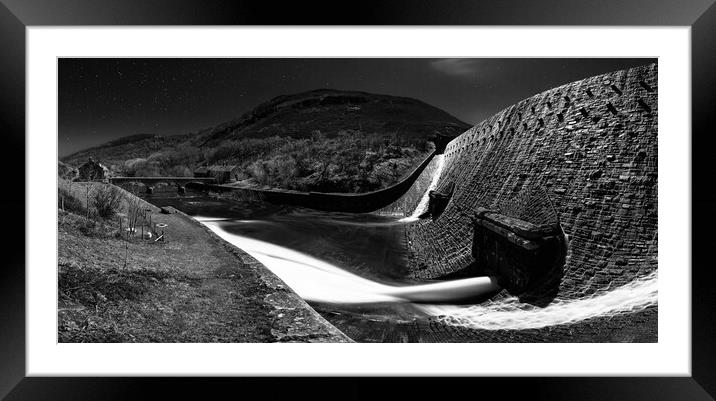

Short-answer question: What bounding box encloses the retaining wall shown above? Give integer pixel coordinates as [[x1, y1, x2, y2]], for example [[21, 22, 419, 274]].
[[188, 150, 438, 213], [374, 155, 443, 216]]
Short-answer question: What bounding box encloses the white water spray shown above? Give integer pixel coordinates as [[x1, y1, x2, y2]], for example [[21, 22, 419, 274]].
[[419, 270, 658, 330], [399, 155, 445, 223], [198, 216, 657, 330], [198, 216, 499, 304]]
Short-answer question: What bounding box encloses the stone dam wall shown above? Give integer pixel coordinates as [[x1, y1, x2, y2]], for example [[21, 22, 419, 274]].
[[405, 63, 658, 300]]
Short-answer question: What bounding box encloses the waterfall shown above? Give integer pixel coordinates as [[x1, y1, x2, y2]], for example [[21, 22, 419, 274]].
[[399, 154, 445, 223]]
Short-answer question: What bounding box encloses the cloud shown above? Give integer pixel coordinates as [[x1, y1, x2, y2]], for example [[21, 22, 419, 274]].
[[430, 59, 481, 78]]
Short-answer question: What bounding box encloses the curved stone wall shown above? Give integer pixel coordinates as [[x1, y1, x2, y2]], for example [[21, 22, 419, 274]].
[[406, 63, 658, 301], [374, 155, 443, 217]]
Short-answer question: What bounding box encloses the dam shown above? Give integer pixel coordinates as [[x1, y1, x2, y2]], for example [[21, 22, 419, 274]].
[[125, 63, 658, 342]]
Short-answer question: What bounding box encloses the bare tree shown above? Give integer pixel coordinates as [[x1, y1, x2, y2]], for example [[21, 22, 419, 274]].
[[91, 184, 123, 219]]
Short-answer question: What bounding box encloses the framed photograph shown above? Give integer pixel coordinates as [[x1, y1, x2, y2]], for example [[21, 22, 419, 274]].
[[3, 0, 715, 399]]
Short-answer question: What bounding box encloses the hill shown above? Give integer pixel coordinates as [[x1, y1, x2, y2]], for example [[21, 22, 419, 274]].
[[61, 89, 471, 193], [190, 89, 469, 146]]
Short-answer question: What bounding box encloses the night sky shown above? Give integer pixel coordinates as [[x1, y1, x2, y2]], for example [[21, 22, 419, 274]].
[[58, 58, 653, 156]]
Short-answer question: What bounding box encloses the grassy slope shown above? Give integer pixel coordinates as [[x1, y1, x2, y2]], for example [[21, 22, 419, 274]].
[[58, 182, 350, 342]]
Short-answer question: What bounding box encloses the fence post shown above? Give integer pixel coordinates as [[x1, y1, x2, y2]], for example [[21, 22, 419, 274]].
[[86, 185, 90, 220]]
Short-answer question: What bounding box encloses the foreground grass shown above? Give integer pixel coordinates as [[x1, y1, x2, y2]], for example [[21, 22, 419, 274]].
[[58, 195, 278, 342]]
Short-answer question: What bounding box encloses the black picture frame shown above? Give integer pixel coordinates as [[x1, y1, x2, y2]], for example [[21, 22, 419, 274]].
[[2, 1, 714, 399]]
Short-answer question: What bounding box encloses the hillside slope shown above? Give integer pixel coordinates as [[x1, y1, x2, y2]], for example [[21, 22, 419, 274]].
[[191, 89, 469, 146], [62, 134, 190, 170], [61, 89, 471, 193]]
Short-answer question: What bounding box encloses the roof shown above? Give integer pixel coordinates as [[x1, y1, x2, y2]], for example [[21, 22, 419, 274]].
[[80, 157, 108, 170], [473, 207, 562, 241]]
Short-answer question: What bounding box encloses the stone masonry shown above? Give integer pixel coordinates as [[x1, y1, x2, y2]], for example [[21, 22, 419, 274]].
[[405, 63, 658, 301]]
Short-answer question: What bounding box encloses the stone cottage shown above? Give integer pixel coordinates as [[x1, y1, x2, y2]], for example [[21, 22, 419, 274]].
[[77, 156, 110, 181]]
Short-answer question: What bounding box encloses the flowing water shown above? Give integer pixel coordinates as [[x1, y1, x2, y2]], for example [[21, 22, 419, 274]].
[[397, 154, 445, 223], [135, 160, 657, 342]]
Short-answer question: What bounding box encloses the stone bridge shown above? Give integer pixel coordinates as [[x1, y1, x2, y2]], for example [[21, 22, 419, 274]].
[[110, 177, 217, 185]]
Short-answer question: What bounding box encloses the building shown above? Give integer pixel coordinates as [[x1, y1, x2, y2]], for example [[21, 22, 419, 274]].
[[77, 156, 110, 181], [193, 164, 239, 184]]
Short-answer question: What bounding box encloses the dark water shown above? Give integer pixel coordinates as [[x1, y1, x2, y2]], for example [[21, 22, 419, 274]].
[[139, 186, 453, 338], [144, 187, 412, 284]]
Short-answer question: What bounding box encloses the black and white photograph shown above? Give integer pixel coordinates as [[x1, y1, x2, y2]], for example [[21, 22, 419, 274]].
[[57, 57, 658, 343], [5, 0, 715, 397]]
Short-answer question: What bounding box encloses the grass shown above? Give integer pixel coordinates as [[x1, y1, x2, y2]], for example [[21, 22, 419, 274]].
[[57, 183, 280, 342]]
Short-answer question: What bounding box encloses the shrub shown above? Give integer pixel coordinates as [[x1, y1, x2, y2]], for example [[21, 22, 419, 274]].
[[91, 184, 123, 219]]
